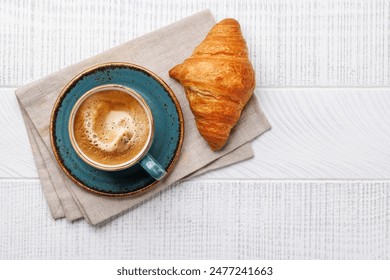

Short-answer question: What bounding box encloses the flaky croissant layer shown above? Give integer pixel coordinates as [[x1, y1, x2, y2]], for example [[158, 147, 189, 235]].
[[169, 18, 255, 150]]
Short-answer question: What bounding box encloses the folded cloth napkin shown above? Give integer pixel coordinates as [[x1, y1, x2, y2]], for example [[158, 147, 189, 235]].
[[16, 10, 271, 225]]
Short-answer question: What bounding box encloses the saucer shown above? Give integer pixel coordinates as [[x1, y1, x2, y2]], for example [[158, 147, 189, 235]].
[[50, 63, 184, 196]]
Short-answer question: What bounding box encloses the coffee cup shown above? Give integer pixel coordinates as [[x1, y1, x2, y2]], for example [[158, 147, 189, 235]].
[[68, 84, 166, 180]]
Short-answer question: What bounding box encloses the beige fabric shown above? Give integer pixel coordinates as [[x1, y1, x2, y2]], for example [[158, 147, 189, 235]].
[[15, 10, 271, 225], [20, 107, 83, 221]]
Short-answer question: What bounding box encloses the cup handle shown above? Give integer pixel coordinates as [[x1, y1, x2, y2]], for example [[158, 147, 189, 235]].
[[139, 153, 167, 180]]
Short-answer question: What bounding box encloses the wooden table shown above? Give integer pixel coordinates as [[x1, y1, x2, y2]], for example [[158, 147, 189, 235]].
[[1, 0, 389, 259]]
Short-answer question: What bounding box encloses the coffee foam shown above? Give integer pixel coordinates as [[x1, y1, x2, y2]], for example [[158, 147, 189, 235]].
[[85, 109, 138, 153], [73, 90, 150, 166]]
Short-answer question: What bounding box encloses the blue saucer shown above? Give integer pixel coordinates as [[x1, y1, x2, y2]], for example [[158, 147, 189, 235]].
[[50, 63, 184, 196]]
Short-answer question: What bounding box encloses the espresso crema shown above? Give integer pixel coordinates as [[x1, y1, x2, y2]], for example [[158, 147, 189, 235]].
[[73, 90, 151, 166]]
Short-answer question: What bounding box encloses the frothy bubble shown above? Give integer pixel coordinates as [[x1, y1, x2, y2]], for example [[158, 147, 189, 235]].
[[83, 109, 143, 153]]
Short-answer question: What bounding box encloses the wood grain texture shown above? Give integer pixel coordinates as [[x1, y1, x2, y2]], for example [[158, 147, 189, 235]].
[[0, 89, 37, 178], [1, 0, 390, 259], [200, 88, 390, 179], [0, 179, 387, 259], [1, 0, 389, 87], [6, 87, 390, 179]]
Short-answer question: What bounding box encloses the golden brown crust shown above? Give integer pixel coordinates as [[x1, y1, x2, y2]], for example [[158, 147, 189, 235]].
[[169, 18, 255, 150]]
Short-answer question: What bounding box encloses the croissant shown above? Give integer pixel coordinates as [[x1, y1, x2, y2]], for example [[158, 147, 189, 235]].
[[169, 18, 255, 150]]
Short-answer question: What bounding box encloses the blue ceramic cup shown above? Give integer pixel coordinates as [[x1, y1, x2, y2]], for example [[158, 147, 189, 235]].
[[68, 84, 167, 180]]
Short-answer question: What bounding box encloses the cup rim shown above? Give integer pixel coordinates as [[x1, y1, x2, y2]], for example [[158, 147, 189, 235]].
[[68, 84, 155, 171]]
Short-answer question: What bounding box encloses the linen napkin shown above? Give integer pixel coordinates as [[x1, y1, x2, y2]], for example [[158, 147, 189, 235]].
[[16, 10, 271, 225]]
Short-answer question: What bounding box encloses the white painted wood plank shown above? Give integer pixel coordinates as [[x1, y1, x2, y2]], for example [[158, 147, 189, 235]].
[[0, 179, 387, 259], [0, 89, 38, 178], [5, 87, 390, 179], [200, 88, 390, 179], [0, 0, 389, 260], [1, 0, 389, 87]]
